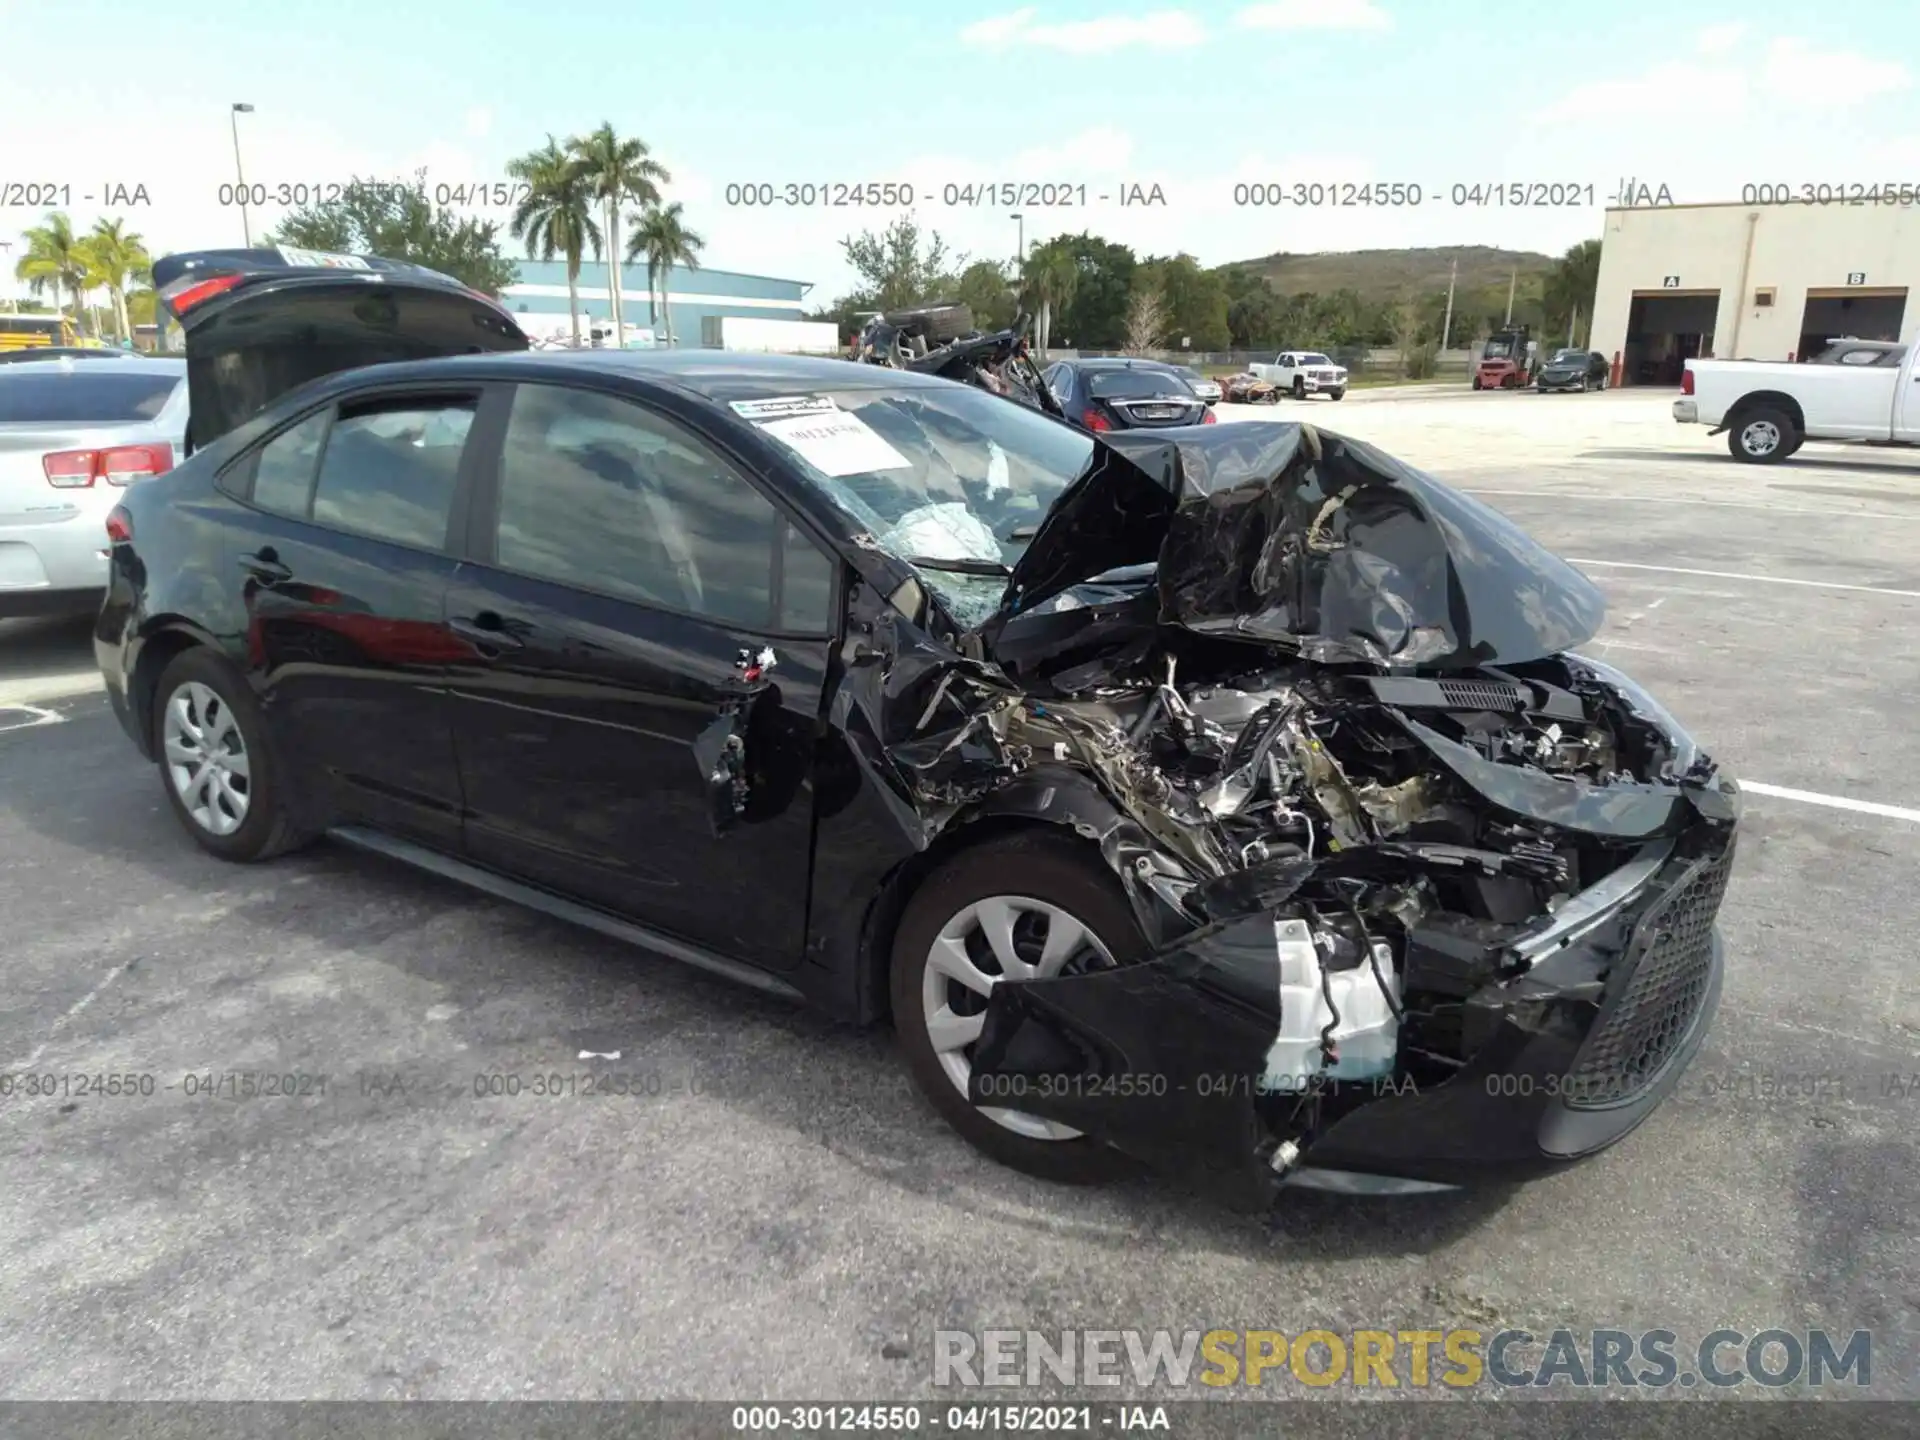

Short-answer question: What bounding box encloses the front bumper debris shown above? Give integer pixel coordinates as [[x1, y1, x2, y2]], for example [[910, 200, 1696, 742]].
[[967, 827, 1735, 1210]]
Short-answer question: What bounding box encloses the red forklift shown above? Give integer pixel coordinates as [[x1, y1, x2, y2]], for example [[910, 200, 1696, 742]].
[[1472, 326, 1538, 390]]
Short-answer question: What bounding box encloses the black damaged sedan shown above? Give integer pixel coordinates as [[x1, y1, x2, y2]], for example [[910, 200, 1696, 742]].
[[96, 247, 1739, 1208]]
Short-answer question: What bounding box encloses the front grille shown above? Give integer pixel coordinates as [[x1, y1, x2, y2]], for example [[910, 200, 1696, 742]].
[[1563, 848, 1734, 1109], [1437, 678, 1526, 711]]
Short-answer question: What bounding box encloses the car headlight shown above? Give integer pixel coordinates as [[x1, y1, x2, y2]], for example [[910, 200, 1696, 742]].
[[1569, 653, 1700, 776]]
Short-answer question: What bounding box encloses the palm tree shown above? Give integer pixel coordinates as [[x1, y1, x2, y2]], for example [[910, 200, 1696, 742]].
[[76, 218, 153, 344], [507, 136, 602, 347], [567, 123, 669, 348], [13, 212, 90, 332], [625, 203, 704, 347], [1021, 240, 1078, 356]]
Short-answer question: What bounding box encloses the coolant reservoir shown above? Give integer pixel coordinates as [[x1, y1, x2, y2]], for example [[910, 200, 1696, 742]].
[[1261, 919, 1402, 1092]]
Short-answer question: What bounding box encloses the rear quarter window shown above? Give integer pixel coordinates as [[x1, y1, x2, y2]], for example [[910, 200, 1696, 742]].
[[0, 371, 182, 423]]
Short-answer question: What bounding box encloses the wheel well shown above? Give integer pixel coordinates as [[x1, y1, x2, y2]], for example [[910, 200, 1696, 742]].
[[129, 628, 203, 754], [853, 814, 1099, 1028], [1728, 391, 1805, 431]]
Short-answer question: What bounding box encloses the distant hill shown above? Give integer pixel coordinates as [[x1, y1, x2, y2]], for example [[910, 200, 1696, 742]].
[[1223, 245, 1559, 303]]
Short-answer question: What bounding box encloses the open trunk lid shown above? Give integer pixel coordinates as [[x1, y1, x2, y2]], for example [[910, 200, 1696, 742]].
[[154, 246, 529, 452]]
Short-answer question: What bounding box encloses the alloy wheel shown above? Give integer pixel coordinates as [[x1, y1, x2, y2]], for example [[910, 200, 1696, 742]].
[[920, 894, 1114, 1141], [162, 681, 251, 836], [1740, 420, 1781, 456]]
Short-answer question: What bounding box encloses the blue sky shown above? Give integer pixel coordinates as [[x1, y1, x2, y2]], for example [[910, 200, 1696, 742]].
[[3, 0, 1916, 303]]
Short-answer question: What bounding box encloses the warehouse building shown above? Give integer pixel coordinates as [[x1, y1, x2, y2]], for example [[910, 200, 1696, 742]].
[[500, 258, 813, 346], [1588, 200, 1920, 385]]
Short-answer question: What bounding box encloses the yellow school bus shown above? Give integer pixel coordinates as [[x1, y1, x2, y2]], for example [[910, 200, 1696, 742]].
[[0, 313, 83, 350]]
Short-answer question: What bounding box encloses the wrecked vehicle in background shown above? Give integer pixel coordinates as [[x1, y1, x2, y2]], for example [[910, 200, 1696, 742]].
[[98, 256, 1739, 1208], [852, 303, 1066, 420]]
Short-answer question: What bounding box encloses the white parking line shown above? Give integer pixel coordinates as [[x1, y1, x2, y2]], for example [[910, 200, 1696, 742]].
[[1743, 782, 1920, 826], [1566, 559, 1920, 599], [0, 704, 66, 734], [1471, 489, 1920, 521]]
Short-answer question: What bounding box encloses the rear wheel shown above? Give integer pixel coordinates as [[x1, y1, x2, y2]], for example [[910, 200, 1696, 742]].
[[153, 649, 311, 862], [1728, 407, 1795, 463], [890, 833, 1147, 1184]]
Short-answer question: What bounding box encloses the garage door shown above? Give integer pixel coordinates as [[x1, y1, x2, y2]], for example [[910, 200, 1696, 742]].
[[1625, 290, 1721, 386], [1799, 287, 1907, 357]]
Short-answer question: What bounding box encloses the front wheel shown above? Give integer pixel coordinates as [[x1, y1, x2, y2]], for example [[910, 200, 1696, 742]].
[[1292, 377, 1306, 399], [1327, 387, 1345, 401], [1471, 376, 1483, 390], [153, 649, 312, 862], [1728, 407, 1795, 463], [890, 833, 1147, 1184]]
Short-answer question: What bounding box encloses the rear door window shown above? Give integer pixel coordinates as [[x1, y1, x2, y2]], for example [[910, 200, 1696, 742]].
[[248, 411, 331, 516], [308, 396, 477, 551]]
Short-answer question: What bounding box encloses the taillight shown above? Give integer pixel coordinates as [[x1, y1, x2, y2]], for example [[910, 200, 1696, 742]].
[[1201, 408, 1218, 424], [42, 450, 97, 487], [105, 506, 133, 544], [163, 271, 244, 316], [42, 444, 174, 488], [1681, 368, 1694, 395], [1082, 408, 1112, 432]]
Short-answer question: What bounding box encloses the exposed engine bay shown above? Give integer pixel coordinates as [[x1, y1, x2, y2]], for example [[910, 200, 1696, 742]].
[[827, 418, 1741, 1194]]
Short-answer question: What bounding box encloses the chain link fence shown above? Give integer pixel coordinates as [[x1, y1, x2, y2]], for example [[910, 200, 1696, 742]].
[[1044, 345, 1480, 379]]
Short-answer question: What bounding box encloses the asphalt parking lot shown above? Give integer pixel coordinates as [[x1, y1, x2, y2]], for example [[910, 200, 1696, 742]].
[[2, 384, 1916, 1403]]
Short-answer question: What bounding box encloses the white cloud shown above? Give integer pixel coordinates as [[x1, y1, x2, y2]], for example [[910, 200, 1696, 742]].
[[1236, 0, 1391, 31], [464, 107, 494, 139], [1537, 37, 1908, 124], [1694, 22, 1745, 54], [960, 7, 1207, 53]]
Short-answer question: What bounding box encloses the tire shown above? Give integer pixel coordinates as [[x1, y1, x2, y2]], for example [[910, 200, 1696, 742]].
[[1291, 377, 1307, 399], [1472, 376, 1483, 391], [152, 648, 312, 862], [1501, 375, 1517, 389], [885, 303, 974, 344], [890, 832, 1148, 1185], [1328, 388, 1345, 401], [1727, 407, 1795, 464]]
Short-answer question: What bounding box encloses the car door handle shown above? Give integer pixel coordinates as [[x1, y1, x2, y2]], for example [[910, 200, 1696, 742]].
[[238, 551, 292, 584], [449, 614, 525, 650]]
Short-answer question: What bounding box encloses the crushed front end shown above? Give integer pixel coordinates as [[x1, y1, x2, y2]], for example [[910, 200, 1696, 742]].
[[851, 421, 1740, 1207]]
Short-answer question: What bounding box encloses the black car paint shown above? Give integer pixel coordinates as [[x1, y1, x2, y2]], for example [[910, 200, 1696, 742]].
[[1046, 360, 1209, 432], [1535, 350, 1610, 391], [98, 279, 1736, 1200]]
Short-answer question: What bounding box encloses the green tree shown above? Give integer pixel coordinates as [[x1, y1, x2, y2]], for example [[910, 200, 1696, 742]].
[[13, 212, 89, 329], [76, 217, 152, 343], [1543, 238, 1602, 345], [507, 135, 601, 347], [627, 201, 705, 346], [270, 172, 519, 295], [836, 216, 958, 313], [952, 258, 1017, 331], [1047, 232, 1137, 349], [1021, 237, 1078, 354], [1137, 254, 1229, 351], [568, 123, 670, 346]]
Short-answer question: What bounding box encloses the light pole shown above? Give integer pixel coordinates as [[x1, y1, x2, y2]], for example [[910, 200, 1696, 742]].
[[230, 103, 255, 247]]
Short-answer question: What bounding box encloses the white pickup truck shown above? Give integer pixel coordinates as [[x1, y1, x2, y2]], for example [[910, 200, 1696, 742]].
[[1675, 338, 1920, 463], [1249, 349, 1348, 400]]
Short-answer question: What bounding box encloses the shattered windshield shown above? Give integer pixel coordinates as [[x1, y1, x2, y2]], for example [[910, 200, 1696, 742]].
[[731, 383, 1098, 626]]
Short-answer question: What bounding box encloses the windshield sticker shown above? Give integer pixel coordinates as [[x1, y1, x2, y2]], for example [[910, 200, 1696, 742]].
[[275, 245, 372, 271], [754, 407, 912, 477], [728, 396, 839, 421]]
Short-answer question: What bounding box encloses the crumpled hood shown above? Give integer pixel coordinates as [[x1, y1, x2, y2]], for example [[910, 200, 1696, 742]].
[[995, 421, 1606, 669]]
